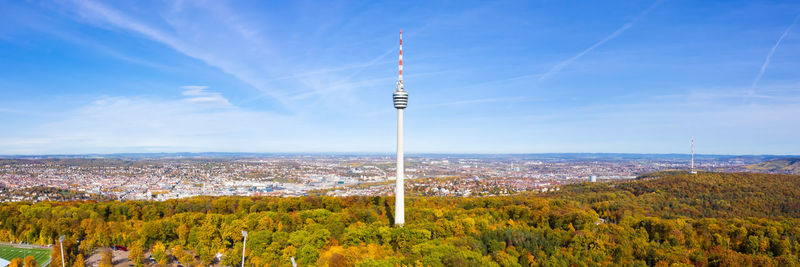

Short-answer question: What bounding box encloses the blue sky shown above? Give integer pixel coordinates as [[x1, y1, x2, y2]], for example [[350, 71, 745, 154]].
[[1, 0, 799, 155]]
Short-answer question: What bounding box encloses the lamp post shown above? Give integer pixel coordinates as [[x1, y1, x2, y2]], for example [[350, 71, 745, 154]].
[[241, 231, 247, 267], [59, 235, 65, 267]]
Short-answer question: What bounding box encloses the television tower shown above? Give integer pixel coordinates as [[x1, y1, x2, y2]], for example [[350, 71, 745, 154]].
[[690, 136, 697, 174], [393, 30, 407, 226]]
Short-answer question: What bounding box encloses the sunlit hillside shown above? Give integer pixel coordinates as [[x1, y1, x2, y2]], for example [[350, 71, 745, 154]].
[[747, 158, 800, 174]]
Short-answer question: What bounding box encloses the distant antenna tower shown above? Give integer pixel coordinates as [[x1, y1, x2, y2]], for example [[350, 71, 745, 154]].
[[690, 136, 697, 174], [393, 30, 407, 227]]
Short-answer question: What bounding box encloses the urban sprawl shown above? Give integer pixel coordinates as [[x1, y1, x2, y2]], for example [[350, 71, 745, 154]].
[[0, 154, 760, 202]]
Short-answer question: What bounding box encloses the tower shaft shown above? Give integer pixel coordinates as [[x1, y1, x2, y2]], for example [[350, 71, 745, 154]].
[[395, 109, 404, 225]]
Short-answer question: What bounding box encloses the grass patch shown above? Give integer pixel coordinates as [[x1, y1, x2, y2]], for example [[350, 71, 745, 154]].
[[0, 245, 51, 265]]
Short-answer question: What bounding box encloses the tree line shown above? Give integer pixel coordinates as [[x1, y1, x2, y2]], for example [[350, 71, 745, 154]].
[[0, 171, 799, 266]]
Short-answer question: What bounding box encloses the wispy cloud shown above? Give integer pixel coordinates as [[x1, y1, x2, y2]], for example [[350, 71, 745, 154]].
[[66, 0, 398, 113], [748, 14, 800, 95], [270, 47, 395, 83], [538, 0, 664, 81], [70, 0, 292, 106], [420, 96, 529, 108], [0, 93, 298, 154], [180, 86, 233, 108]]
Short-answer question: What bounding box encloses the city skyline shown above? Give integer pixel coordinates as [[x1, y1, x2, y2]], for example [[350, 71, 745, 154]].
[[2, 0, 800, 155]]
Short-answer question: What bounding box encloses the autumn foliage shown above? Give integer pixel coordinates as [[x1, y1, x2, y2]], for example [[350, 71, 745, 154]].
[[0, 172, 798, 266]]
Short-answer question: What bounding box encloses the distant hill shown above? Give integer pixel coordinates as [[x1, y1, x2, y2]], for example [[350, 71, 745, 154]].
[[552, 171, 800, 219], [746, 158, 800, 174]]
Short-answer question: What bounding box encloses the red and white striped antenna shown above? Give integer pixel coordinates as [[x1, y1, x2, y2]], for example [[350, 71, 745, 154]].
[[398, 29, 403, 85]]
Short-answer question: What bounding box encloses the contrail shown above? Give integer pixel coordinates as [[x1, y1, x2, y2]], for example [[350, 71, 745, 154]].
[[749, 14, 800, 95], [539, 0, 664, 81]]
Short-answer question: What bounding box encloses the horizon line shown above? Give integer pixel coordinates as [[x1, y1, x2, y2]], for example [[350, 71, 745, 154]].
[[1, 151, 797, 158]]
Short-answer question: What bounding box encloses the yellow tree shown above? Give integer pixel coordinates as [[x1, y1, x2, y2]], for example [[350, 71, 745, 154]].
[[175, 247, 195, 266], [72, 254, 85, 267], [151, 241, 168, 266], [128, 242, 144, 267], [171, 245, 185, 261], [8, 258, 22, 267], [176, 224, 190, 246], [50, 242, 64, 267], [99, 250, 113, 267], [180, 252, 195, 266], [23, 255, 36, 267]]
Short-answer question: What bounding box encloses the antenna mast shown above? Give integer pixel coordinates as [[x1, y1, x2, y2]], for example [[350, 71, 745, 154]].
[[399, 29, 403, 85], [691, 136, 696, 174]]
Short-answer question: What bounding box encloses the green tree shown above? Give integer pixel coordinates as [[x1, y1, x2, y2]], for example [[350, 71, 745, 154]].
[[220, 246, 243, 267], [297, 245, 320, 265]]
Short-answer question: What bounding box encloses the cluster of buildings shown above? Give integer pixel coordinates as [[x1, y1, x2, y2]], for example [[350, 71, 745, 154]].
[[0, 154, 760, 202]]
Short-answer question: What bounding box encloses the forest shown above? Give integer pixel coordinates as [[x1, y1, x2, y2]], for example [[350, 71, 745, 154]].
[[0, 171, 799, 266]]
